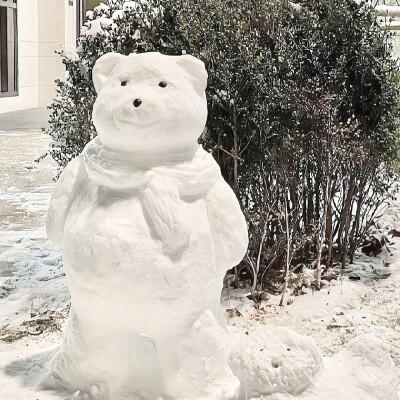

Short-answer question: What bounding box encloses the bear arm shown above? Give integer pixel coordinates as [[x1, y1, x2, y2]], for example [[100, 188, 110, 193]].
[[142, 176, 191, 256], [46, 156, 87, 248], [205, 179, 248, 269]]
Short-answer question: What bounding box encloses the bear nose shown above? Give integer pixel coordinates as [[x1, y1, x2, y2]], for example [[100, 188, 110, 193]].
[[133, 99, 142, 108]]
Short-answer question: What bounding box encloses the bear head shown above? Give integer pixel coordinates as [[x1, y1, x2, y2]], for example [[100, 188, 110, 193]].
[[92, 52, 208, 154]]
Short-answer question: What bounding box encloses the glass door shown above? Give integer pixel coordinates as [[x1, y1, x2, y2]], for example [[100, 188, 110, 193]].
[[76, 0, 104, 39], [0, 0, 17, 98]]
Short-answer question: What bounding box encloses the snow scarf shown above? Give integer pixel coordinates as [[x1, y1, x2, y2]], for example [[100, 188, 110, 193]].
[[83, 136, 221, 254], [82, 136, 220, 197]]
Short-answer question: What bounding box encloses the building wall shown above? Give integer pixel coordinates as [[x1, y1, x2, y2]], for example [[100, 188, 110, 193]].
[[0, 0, 77, 114], [37, 0, 65, 108]]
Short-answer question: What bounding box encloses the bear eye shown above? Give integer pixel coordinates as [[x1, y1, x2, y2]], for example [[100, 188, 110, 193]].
[[121, 81, 128, 86], [159, 81, 167, 88]]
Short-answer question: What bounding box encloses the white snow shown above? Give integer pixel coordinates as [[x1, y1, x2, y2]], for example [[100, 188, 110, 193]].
[[86, 10, 94, 20], [0, 130, 69, 399], [82, 18, 112, 38], [223, 198, 400, 399], [111, 10, 126, 21], [230, 326, 324, 398], [93, 3, 110, 14], [122, 1, 143, 11], [42, 52, 248, 400], [60, 49, 79, 62], [121, 1, 163, 21]]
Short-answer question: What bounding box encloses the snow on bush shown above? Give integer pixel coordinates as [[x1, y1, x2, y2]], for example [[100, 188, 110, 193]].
[[81, 17, 113, 37]]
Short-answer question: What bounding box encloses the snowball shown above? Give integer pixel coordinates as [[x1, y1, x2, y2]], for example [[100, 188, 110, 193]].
[[229, 326, 323, 398]]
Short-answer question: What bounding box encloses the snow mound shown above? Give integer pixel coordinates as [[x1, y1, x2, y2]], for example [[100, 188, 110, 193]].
[[278, 333, 400, 400], [229, 326, 323, 398], [229, 329, 398, 400], [325, 334, 399, 400], [346, 333, 396, 374]]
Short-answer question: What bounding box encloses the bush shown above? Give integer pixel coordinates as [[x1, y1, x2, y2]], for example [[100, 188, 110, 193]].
[[45, 0, 400, 298]]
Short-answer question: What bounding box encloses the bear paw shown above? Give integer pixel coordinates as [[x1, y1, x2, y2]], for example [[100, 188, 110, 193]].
[[162, 229, 191, 257]]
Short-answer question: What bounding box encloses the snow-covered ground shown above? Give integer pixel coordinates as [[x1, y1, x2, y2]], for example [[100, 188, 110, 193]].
[[0, 129, 399, 399], [224, 245, 400, 399], [0, 130, 67, 400]]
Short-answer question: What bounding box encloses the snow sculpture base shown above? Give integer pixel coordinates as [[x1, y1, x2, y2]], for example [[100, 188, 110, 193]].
[[43, 52, 248, 400]]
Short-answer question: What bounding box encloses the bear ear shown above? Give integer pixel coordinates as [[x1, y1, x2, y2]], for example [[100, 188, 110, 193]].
[[92, 52, 125, 93], [176, 55, 208, 94]]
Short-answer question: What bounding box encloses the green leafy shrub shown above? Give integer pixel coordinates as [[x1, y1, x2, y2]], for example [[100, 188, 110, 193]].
[[45, 0, 400, 298]]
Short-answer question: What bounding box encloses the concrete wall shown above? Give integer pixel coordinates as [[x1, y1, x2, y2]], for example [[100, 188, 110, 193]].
[[0, 0, 77, 114]]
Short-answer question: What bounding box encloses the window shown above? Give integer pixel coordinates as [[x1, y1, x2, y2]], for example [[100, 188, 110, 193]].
[[0, 0, 17, 97], [76, 0, 104, 39]]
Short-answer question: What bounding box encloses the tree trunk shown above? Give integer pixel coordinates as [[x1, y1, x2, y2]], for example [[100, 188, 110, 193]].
[[339, 174, 356, 268], [280, 191, 291, 307], [316, 176, 330, 288]]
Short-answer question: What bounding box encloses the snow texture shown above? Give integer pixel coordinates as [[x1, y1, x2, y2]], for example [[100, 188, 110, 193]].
[[122, 1, 145, 11], [81, 17, 112, 37], [111, 10, 126, 21], [42, 52, 249, 399], [93, 3, 110, 13], [229, 326, 324, 398], [229, 326, 398, 400], [121, 1, 163, 22]]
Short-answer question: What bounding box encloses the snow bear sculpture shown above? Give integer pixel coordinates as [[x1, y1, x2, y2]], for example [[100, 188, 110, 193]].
[[43, 52, 248, 400]]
